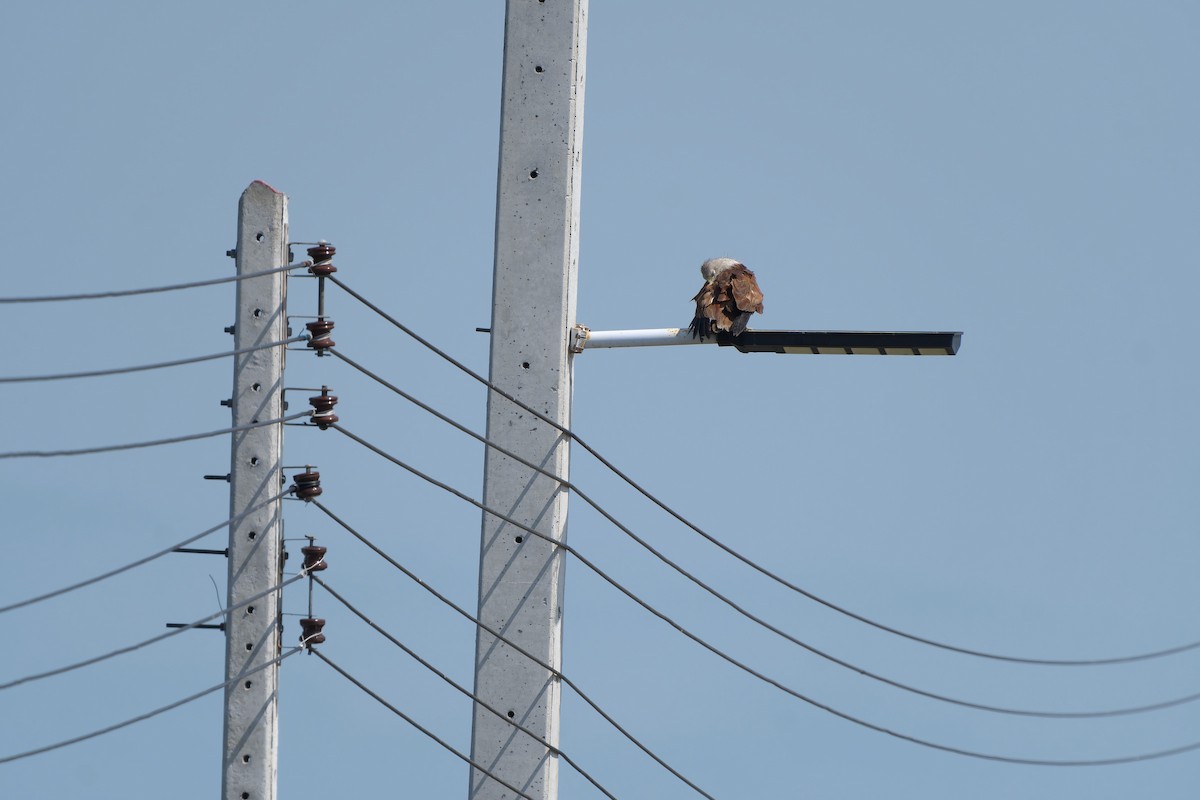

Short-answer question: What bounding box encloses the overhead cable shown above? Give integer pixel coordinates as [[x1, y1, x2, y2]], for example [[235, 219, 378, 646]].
[[0, 334, 306, 384], [0, 647, 302, 764], [0, 263, 303, 304], [0, 573, 306, 691], [0, 410, 312, 459], [310, 500, 718, 800], [312, 649, 541, 800], [314, 577, 622, 800], [327, 275, 1200, 668], [321, 431, 1200, 767], [0, 491, 287, 614], [325, 355, 1200, 720]]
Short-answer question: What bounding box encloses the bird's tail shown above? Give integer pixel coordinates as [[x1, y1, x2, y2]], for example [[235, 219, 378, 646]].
[[728, 314, 751, 337]]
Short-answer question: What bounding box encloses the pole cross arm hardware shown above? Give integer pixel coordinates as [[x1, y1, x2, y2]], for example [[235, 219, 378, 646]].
[[571, 325, 961, 356]]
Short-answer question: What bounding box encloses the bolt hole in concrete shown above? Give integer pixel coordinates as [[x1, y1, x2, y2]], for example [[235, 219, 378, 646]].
[[529, 169, 538, 179], [522, 362, 531, 369], [255, 232, 264, 242], [244, 681, 253, 689], [253, 308, 264, 317], [248, 531, 257, 540], [247, 606, 255, 614], [535, 65, 544, 73], [507, 710, 515, 718], [250, 457, 259, 466], [515, 536, 523, 544], [243, 755, 251, 764]]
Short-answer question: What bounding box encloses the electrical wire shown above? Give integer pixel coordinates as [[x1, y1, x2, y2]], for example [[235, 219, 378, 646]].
[[0, 263, 302, 303], [0, 573, 307, 691], [328, 275, 1200, 668], [319, 432, 1200, 767], [0, 647, 302, 765], [0, 491, 288, 614], [0, 334, 306, 384], [325, 352, 1200, 720], [313, 576, 622, 800], [309, 500, 719, 800], [0, 410, 312, 459], [311, 648, 541, 800]]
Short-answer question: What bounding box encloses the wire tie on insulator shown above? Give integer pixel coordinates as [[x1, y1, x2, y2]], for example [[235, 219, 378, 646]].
[[308, 386, 339, 430], [292, 468, 323, 501], [306, 242, 337, 277], [299, 617, 326, 649], [305, 318, 335, 353], [301, 544, 328, 572]]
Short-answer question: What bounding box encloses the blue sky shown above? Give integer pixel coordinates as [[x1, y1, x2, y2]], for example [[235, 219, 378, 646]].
[[2, 2, 1197, 798]]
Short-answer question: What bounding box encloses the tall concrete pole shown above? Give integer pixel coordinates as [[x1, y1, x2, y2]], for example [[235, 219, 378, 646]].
[[469, 2, 587, 799], [223, 180, 288, 800]]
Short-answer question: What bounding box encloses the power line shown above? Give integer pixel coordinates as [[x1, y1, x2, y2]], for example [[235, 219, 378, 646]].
[[327, 275, 1200, 668], [0, 490, 288, 614], [313, 576, 622, 800], [324, 353, 1200, 720], [0, 647, 302, 765], [322, 429, 1200, 767], [0, 334, 306, 384], [310, 500, 719, 800], [0, 573, 307, 691], [0, 410, 312, 459], [0, 263, 302, 303], [311, 648, 542, 800]]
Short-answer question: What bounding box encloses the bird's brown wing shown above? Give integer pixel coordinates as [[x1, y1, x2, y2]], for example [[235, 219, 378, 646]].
[[728, 265, 764, 314], [709, 277, 739, 330]]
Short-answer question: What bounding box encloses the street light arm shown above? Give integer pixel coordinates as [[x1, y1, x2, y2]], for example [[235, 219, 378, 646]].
[[572, 325, 962, 356]]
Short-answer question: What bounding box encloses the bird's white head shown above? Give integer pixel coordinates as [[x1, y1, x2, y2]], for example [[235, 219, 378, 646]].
[[700, 257, 742, 282]]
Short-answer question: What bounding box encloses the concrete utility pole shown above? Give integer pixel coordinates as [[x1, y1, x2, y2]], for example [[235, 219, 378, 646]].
[[223, 180, 289, 800], [469, 2, 587, 799]]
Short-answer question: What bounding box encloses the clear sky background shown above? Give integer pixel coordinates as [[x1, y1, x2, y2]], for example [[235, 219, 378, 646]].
[[2, 2, 1197, 798]]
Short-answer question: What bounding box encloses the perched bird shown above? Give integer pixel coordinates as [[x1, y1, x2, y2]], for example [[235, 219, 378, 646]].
[[689, 257, 764, 340]]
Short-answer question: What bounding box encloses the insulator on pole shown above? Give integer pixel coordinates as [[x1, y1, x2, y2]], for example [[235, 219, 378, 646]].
[[305, 318, 335, 351], [301, 544, 328, 572], [306, 242, 337, 276], [308, 386, 339, 429], [292, 469, 323, 501], [299, 617, 326, 648], [306, 241, 337, 358]]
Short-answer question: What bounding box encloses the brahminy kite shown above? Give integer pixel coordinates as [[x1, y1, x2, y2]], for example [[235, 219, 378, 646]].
[[689, 257, 764, 340]]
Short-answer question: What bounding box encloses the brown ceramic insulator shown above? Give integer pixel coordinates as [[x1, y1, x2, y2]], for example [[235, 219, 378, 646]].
[[309, 388, 340, 429], [305, 319, 335, 350], [306, 243, 337, 276], [299, 617, 326, 646], [293, 470, 323, 500], [301, 545, 328, 572]]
